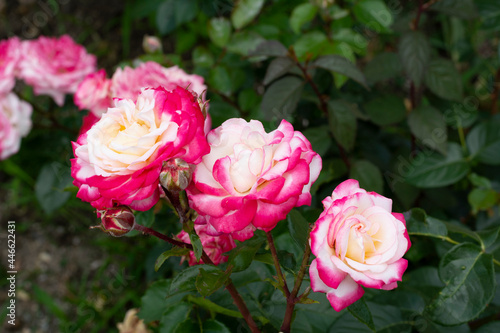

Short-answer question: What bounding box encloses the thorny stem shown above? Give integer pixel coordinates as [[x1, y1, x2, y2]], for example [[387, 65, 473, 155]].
[[142, 189, 261, 333], [290, 49, 351, 170], [266, 231, 291, 297], [280, 243, 312, 333]]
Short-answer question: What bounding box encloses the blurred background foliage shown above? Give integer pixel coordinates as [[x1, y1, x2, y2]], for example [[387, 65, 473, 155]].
[[1, 0, 500, 332]]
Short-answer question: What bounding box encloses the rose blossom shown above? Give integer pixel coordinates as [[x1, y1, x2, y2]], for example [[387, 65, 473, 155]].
[[177, 217, 236, 266], [75, 61, 207, 118], [0, 92, 32, 160], [186, 119, 321, 241], [0, 37, 21, 94], [19, 35, 96, 106], [71, 86, 209, 211], [73, 69, 112, 117], [309, 179, 411, 311]]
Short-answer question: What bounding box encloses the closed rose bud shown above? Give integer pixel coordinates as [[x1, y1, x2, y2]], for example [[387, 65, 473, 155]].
[[92, 206, 136, 237], [142, 35, 162, 54], [159, 158, 194, 193]]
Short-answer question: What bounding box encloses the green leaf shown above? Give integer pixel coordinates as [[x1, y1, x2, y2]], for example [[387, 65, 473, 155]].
[[444, 222, 481, 244], [231, 0, 265, 29], [290, 3, 318, 34], [468, 188, 498, 213], [348, 298, 376, 332], [226, 31, 265, 56], [189, 232, 203, 262], [350, 160, 384, 194], [352, 0, 393, 33], [407, 105, 448, 155], [174, 318, 199, 332], [209, 101, 240, 128], [405, 143, 469, 188], [287, 209, 310, 251], [476, 0, 500, 30], [398, 31, 431, 86], [313, 55, 368, 88], [209, 66, 233, 96], [207, 17, 232, 47], [469, 173, 492, 188], [404, 208, 448, 238], [364, 95, 406, 126], [466, 120, 500, 165], [138, 279, 172, 322], [475, 321, 500, 333], [426, 243, 495, 326], [195, 267, 230, 297], [227, 236, 264, 272], [302, 126, 332, 156], [251, 40, 288, 57], [35, 163, 72, 215], [203, 319, 232, 333], [136, 209, 155, 228], [155, 247, 190, 272], [328, 99, 358, 152], [293, 31, 328, 61], [424, 58, 463, 101], [159, 303, 192, 332], [192, 46, 214, 68], [477, 226, 500, 249], [430, 0, 478, 20], [260, 76, 303, 121], [156, 0, 197, 35], [263, 57, 295, 85], [170, 265, 202, 293], [363, 52, 402, 85]]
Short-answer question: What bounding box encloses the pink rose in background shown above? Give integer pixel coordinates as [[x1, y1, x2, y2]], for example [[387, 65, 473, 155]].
[[74, 69, 112, 117], [0, 92, 32, 160], [0, 37, 21, 94], [177, 217, 236, 266], [19, 35, 96, 106], [74, 61, 207, 118], [309, 179, 411, 312], [71, 87, 209, 211], [186, 119, 321, 241]]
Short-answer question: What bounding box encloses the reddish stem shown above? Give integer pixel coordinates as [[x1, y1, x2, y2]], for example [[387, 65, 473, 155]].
[[135, 211, 260, 332], [280, 244, 311, 333]]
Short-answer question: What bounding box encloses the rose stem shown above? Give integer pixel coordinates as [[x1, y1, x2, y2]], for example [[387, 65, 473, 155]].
[[145, 189, 261, 332], [289, 48, 351, 170], [135, 224, 260, 332], [280, 243, 311, 333], [162, 187, 189, 224], [266, 231, 290, 297]]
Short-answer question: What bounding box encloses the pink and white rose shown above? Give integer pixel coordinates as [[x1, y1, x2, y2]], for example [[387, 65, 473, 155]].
[[177, 218, 236, 266], [74, 69, 112, 117], [0, 92, 32, 160], [0, 37, 21, 94], [19, 35, 96, 106], [71, 86, 209, 211], [75, 61, 207, 118], [186, 119, 321, 241], [309, 179, 411, 311]]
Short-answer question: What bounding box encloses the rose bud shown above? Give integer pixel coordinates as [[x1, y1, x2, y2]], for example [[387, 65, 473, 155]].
[[159, 158, 194, 193], [92, 206, 136, 237], [142, 35, 162, 54]]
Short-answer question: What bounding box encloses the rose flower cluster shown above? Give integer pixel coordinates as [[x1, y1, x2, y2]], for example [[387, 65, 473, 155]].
[[1, 33, 410, 312], [0, 34, 96, 160]]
